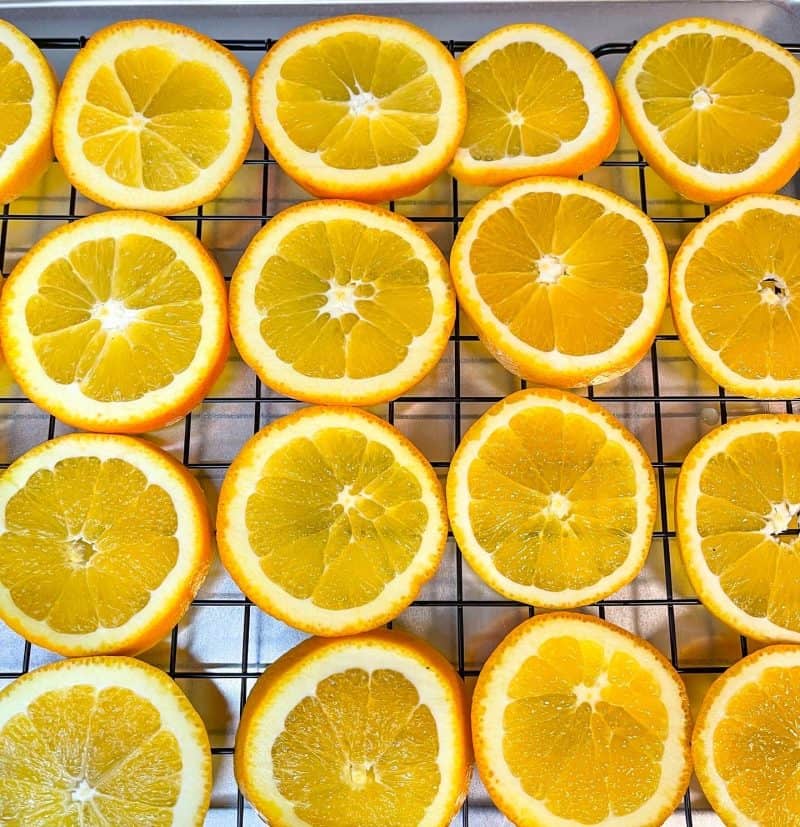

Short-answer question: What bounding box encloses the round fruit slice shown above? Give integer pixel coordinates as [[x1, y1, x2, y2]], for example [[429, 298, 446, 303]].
[[450, 177, 668, 388], [676, 414, 800, 642], [0, 432, 211, 656], [450, 24, 619, 187], [616, 18, 800, 204], [217, 406, 448, 636], [229, 199, 455, 405], [447, 388, 656, 608], [0, 656, 211, 825], [252, 14, 466, 201], [473, 612, 692, 827], [0, 21, 57, 205], [671, 193, 800, 398], [0, 210, 229, 433], [53, 19, 252, 213], [693, 644, 800, 825], [235, 629, 471, 827]]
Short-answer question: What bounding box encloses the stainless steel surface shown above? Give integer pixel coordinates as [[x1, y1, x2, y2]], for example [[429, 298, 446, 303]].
[[1, 3, 799, 825]]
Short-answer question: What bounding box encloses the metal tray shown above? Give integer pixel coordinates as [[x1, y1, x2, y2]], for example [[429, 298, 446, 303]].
[[1, 2, 800, 825]]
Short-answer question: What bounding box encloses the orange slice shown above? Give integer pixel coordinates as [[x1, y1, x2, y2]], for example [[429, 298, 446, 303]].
[[229, 199, 455, 405], [0, 210, 229, 433], [473, 612, 692, 826], [450, 176, 668, 388], [235, 629, 471, 827], [0, 432, 211, 656], [0, 656, 211, 825], [252, 14, 466, 201], [451, 24, 619, 186], [53, 19, 252, 213]]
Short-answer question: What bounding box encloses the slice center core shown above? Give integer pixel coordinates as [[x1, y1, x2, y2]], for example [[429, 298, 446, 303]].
[[94, 298, 138, 332], [758, 273, 790, 307], [537, 254, 566, 285], [508, 109, 525, 127], [71, 778, 96, 804], [764, 501, 800, 544], [691, 87, 716, 110], [68, 537, 95, 565], [543, 491, 571, 520], [349, 90, 378, 117]]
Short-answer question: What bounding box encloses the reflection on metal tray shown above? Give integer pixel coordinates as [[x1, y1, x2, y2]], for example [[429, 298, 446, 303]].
[[1, 3, 800, 825]]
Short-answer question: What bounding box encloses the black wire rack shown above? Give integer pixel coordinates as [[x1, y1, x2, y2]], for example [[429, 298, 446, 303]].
[[1, 33, 800, 827]]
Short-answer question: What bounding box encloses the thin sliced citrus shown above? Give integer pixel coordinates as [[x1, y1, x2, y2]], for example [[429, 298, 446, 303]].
[[0, 432, 211, 656], [0, 656, 211, 825], [229, 199, 455, 405], [616, 18, 800, 204], [252, 14, 466, 201], [235, 629, 471, 827], [473, 612, 692, 827], [676, 414, 800, 642], [450, 24, 619, 186], [53, 19, 252, 213], [0, 210, 229, 433], [447, 388, 656, 608], [0, 21, 57, 205], [671, 193, 800, 398], [217, 406, 448, 636], [693, 644, 800, 826], [450, 176, 668, 388]]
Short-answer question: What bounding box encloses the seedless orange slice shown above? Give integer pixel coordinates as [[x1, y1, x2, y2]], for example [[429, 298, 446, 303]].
[[230, 199, 455, 405], [0, 21, 57, 205], [616, 18, 800, 204], [0, 210, 228, 433], [54, 19, 252, 214], [217, 406, 448, 636], [0, 433, 211, 656], [236, 629, 471, 827], [671, 193, 800, 398], [450, 177, 668, 388], [676, 414, 800, 642], [0, 656, 211, 825], [448, 388, 656, 607], [473, 612, 692, 827], [451, 24, 619, 186], [252, 15, 466, 201], [693, 645, 800, 825]]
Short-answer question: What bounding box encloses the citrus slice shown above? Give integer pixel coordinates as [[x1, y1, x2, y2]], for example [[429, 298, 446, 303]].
[[450, 177, 668, 388], [217, 406, 448, 636], [53, 19, 252, 213], [235, 629, 471, 827], [0, 655, 211, 825], [671, 193, 800, 398], [450, 24, 619, 187], [0, 210, 229, 433], [473, 612, 692, 827], [616, 18, 800, 204], [447, 388, 656, 608], [0, 432, 211, 656], [0, 21, 57, 205], [693, 644, 800, 825], [676, 414, 800, 642], [229, 199, 455, 405], [252, 14, 466, 201]]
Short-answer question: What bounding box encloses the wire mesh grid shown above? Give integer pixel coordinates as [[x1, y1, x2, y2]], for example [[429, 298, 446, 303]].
[[1, 32, 800, 826]]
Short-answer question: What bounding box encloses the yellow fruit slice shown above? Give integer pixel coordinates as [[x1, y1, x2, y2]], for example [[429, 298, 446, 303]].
[[450, 177, 668, 388], [0, 21, 57, 205], [616, 18, 800, 204], [252, 14, 466, 201], [229, 199, 455, 405], [450, 24, 619, 186], [473, 612, 692, 827], [0, 210, 229, 433], [671, 193, 800, 398], [0, 655, 211, 825], [693, 644, 800, 826], [217, 406, 448, 636], [53, 19, 252, 213], [676, 414, 800, 642], [0, 432, 210, 656], [235, 629, 471, 827], [447, 388, 656, 608]]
